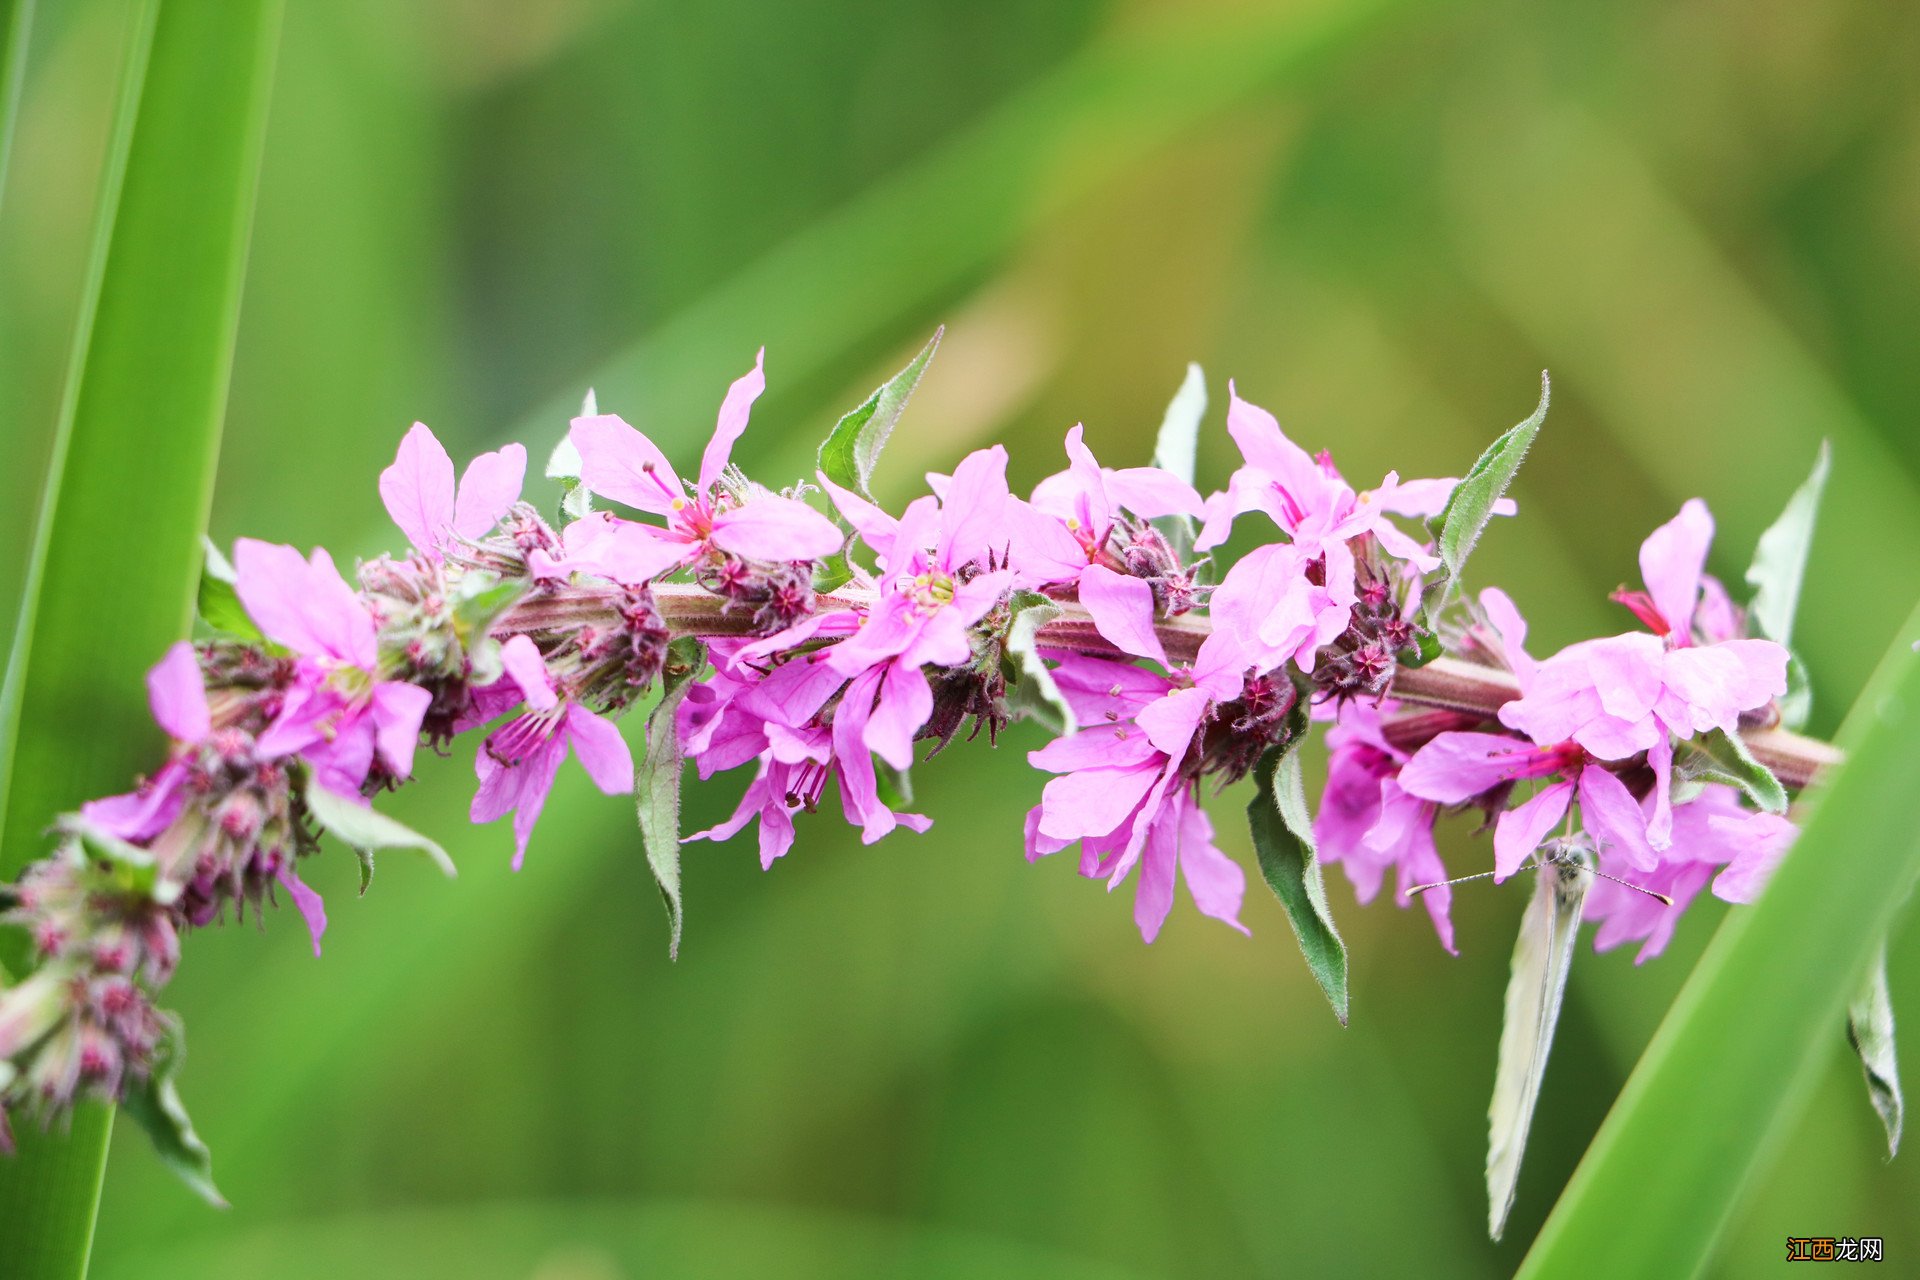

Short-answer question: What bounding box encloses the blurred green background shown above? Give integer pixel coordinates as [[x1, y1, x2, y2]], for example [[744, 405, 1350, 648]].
[[4, 0, 1919, 1275]]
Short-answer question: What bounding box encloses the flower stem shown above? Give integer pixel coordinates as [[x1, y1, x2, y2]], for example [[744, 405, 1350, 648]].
[[646, 582, 1843, 788]]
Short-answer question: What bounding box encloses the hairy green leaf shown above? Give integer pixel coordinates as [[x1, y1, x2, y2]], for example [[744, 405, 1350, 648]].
[[1691, 727, 1789, 813], [1426, 372, 1549, 619], [1518, 603, 1920, 1278], [638, 637, 705, 960], [119, 1026, 224, 1209], [1002, 591, 1075, 736], [816, 328, 942, 499], [1846, 944, 1903, 1160], [1247, 709, 1348, 1024], [303, 778, 456, 880]]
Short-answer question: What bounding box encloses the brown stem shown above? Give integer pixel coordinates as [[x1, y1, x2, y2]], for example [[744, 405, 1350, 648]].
[[644, 582, 1843, 788]]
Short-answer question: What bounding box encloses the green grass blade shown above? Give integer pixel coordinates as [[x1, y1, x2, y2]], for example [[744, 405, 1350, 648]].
[[0, 0, 283, 1273], [1516, 599, 1920, 1278], [0, 0, 34, 212]]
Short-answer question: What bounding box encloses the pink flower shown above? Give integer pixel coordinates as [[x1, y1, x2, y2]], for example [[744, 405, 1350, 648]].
[[379, 422, 526, 559], [81, 642, 209, 841], [1023, 640, 1252, 942], [1499, 501, 1789, 845], [234, 539, 432, 797], [1583, 786, 1797, 962], [469, 636, 633, 869], [1006, 425, 1204, 665], [1314, 700, 1457, 953], [818, 447, 1019, 760], [568, 349, 844, 581], [1194, 384, 1504, 606]]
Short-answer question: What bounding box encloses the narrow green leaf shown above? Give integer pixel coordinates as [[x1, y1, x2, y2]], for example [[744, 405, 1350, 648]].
[[637, 637, 705, 960], [1426, 372, 1549, 620], [0, 0, 34, 215], [303, 778, 456, 880], [0, 1, 281, 1269], [1001, 591, 1075, 736], [119, 1026, 225, 1209], [1691, 727, 1789, 813], [874, 761, 914, 811], [1149, 363, 1206, 564], [1517, 602, 1920, 1279], [1745, 440, 1829, 650], [1247, 715, 1349, 1025], [816, 327, 943, 499], [1846, 944, 1903, 1159]]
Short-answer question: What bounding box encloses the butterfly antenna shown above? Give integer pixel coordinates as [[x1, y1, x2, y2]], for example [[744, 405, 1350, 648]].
[[1407, 869, 1500, 897], [1585, 865, 1673, 905]]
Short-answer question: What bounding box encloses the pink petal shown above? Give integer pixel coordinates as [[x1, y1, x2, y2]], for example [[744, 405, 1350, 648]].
[[1493, 781, 1573, 881], [1400, 731, 1555, 804], [499, 634, 557, 710], [1638, 498, 1713, 640], [1061, 425, 1114, 540], [379, 423, 457, 555], [1002, 498, 1086, 586], [1224, 383, 1323, 499], [1036, 764, 1157, 843], [1584, 633, 1665, 724], [452, 442, 527, 539], [233, 539, 339, 660], [1478, 587, 1536, 686], [1577, 766, 1657, 873], [276, 865, 328, 958], [566, 705, 634, 795], [1028, 725, 1157, 774], [710, 495, 845, 561], [1078, 564, 1166, 666], [1177, 800, 1249, 936], [938, 446, 1012, 571], [371, 681, 432, 778], [817, 472, 899, 563], [147, 642, 210, 743], [863, 661, 932, 771], [1134, 687, 1210, 759], [570, 414, 684, 515], [698, 348, 766, 495], [1646, 733, 1674, 850], [1709, 811, 1796, 903], [1132, 806, 1179, 943], [1105, 466, 1203, 520]]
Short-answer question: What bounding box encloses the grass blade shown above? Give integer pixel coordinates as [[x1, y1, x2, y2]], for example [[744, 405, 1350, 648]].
[[1516, 600, 1920, 1277], [0, 0, 33, 212], [0, 0, 283, 1271]]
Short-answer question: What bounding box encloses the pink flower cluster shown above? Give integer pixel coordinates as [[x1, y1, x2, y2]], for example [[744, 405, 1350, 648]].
[[1, 347, 1813, 1159]]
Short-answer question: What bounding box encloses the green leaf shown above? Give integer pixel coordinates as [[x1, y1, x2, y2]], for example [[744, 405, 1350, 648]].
[[1425, 372, 1549, 620], [1846, 944, 1903, 1159], [874, 761, 914, 811], [59, 815, 176, 905], [451, 573, 527, 643], [811, 550, 854, 595], [1001, 591, 1075, 736], [196, 537, 262, 641], [1517, 602, 1920, 1279], [637, 637, 705, 960], [1247, 711, 1348, 1025], [1149, 363, 1206, 564], [816, 328, 942, 499], [1745, 440, 1829, 650], [1690, 727, 1789, 812], [1745, 442, 1829, 730], [1396, 628, 1443, 669], [303, 777, 457, 880], [0, 0, 35, 216], [0, 0, 281, 1270], [119, 1025, 225, 1209]]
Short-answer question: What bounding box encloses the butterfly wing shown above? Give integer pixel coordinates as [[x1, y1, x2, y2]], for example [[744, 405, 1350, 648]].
[[1487, 851, 1593, 1241]]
